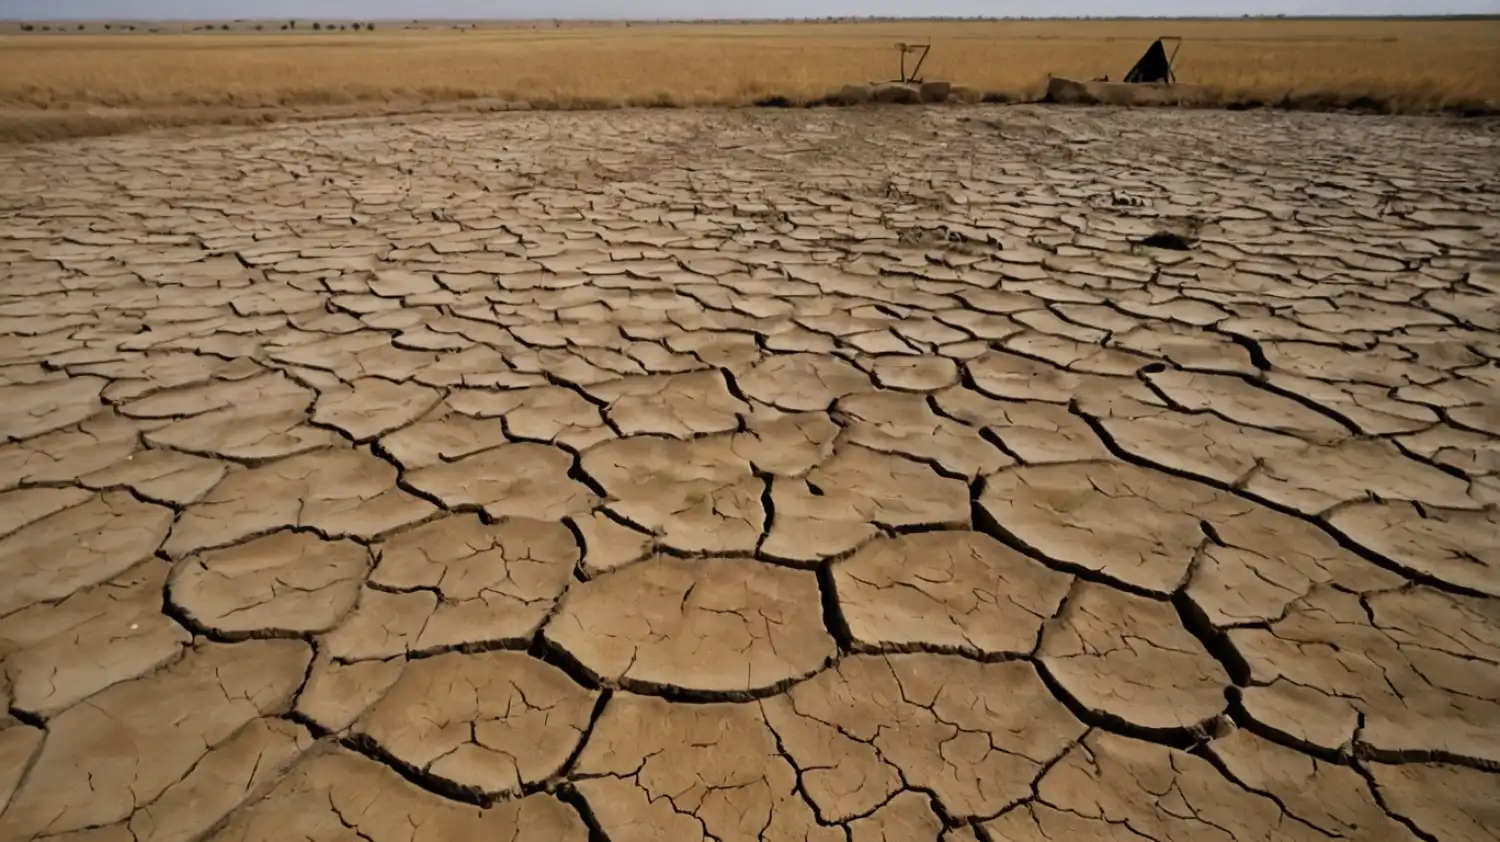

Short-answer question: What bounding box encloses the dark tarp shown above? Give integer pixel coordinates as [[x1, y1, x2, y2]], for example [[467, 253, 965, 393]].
[[1124, 39, 1174, 84]]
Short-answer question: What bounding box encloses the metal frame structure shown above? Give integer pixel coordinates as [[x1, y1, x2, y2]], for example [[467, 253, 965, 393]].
[[1161, 36, 1183, 84], [891, 41, 932, 85]]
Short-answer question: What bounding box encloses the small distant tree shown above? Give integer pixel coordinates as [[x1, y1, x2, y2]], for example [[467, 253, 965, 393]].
[[366, 22, 375, 29], [127, 24, 136, 30], [338, 24, 346, 30], [78, 23, 85, 30], [255, 23, 263, 30], [280, 24, 288, 30], [40, 25, 50, 31], [20, 23, 33, 31], [221, 23, 231, 30], [288, 19, 296, 28], [311, 21, 321, 30], [104, 23, 112, 29]]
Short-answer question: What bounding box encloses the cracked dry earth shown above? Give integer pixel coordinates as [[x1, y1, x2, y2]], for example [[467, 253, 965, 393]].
[[1, 104, 1499, 842]]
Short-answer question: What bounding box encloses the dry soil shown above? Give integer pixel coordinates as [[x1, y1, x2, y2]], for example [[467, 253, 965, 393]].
[[0, 105, 1498, 841]]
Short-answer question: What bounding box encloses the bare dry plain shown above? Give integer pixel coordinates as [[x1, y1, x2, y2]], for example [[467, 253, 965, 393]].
[[1, 98, 1499, 841], [1, 17, 1498, 140]]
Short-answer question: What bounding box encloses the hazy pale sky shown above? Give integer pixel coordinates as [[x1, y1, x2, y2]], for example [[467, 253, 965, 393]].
[[3, 0, 1496, 17]]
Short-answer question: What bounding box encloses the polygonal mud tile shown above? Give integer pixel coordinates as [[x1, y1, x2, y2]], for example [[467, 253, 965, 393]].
[[0, 640, 311, 840], [574, 693, 840, 842], [351, 651, 597, 799], [582, 435, 763, 554], [832, 531, 1071, 658], [0, 491, 173, 617], [1039, 582, 1230, 737], [1229, 584, 1500, 766], [169, 530, 370, 638], [0, 562, 189, 717], [764, 653, 1083, 821], [764, 446, 969, 565], [201, 747, 587, 841], [839, 390, 1012, 478], [737, 352, 872, 411], [1328, 501, 1500, 597], [980, 731, 1330, 842], [164, 449, 435, 558], [544, 555, 833, 697]]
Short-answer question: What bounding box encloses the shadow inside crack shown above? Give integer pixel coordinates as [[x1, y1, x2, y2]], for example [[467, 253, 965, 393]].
[[1139, 231, 1195, 251]]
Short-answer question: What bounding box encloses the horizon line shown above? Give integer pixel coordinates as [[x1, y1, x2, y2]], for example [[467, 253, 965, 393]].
[[6, 13, 1500, 22]]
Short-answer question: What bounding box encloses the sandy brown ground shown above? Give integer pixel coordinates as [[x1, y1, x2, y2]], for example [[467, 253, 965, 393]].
[[1, 105, 1499, 841]]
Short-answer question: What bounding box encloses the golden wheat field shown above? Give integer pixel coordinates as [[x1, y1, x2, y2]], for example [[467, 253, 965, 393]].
[[1, 18, 1497, 141]]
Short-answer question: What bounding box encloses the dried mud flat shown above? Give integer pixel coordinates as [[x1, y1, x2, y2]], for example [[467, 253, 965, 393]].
[[1, 105, 1499, 842]]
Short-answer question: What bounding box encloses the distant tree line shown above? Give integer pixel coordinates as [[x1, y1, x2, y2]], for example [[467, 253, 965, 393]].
[[19, 22, 135, 31], [284, 20, 376, 30], [11, 19, 381, 32]]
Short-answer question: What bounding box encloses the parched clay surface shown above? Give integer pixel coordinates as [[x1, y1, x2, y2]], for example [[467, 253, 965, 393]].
[[832, 531, 1071, 657], [1038, 581, 1231, 737], [1, 106, 1497, 840], [204, 746, 588, 842], [543, 555, 836, 697], [764, 653, 1085, 821], [168, 530, 370, 638], [351, 651, 597, 799], [1229, 583, 1500, 766]]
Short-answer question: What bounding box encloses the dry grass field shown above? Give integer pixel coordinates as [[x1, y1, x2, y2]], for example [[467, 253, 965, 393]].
[[1, 18, 1497, 141]]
